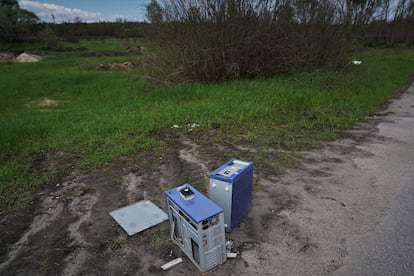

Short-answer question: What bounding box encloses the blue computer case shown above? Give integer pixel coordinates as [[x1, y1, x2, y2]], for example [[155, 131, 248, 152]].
[[209, 158, 254, 231], [165, 184, 227, 272]]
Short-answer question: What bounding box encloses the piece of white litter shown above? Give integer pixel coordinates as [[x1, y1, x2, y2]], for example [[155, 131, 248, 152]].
[[161, 258, 183, 270], [352, 60, 362, 65], [171, 125, 180, 128], [187, 123, 200, 128], [226, 252, 238, 259]]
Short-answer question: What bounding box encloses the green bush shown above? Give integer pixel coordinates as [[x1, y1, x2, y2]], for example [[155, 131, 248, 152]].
[[144, 0, 350, 84], [0, 0, 39, 43], [38, 26, 61, 50]]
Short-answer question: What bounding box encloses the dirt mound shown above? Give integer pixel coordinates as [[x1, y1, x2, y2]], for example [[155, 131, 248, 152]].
[[0, 52, 43, 64], [15, 53, 42, 63]]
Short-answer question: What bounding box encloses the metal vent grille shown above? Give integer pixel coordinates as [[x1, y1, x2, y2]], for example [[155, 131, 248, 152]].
[[206, 251, 218, 270]]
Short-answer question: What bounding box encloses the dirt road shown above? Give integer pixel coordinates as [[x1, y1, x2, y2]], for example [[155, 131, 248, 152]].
[[336, 177, 414, 276], [335, 83, 414, 276], [1, 82, 413, 275]]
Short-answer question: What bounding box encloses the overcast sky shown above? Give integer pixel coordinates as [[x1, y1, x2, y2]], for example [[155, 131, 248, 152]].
[[19, 0, 151, 23]]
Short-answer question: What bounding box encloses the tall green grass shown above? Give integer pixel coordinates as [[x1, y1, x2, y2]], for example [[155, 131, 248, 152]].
[[0, 47, 413, 213]]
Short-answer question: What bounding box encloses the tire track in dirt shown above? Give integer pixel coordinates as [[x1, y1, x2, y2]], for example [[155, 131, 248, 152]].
[[122, 173, 147, 203], [0, 178, 101, 275], [0, 198, 64, 271], [179, 139, 209, 174], [178, 138, 210, 189], [65, 182, 99, 247], [62, 182, 99, 276]]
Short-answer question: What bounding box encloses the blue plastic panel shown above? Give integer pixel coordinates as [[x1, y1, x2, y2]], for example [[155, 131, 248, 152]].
[[230, 167, 253, 229], [165, 184, 223, 223]]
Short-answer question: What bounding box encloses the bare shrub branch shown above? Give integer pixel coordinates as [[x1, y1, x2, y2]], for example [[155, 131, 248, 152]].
[[144, 0, 353, 84]]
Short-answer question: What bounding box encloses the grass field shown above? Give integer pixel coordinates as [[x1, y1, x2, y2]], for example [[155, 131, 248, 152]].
[[1, 39, 413, 213]]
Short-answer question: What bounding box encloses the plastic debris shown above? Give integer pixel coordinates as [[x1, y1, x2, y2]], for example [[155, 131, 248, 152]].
[[226, 240, 234, 251], [352, 60, 362, 65], [187, 123, 200, 128], [225, 239, 238, 258], [226, 252, 238, 258], [187, 123, 200, 132], [171, 123, 200, 131], [161, 257, 183, 270]]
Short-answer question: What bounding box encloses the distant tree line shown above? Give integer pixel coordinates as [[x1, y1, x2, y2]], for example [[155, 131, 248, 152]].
[[0, 0, 148, 47], [45, 22, 148, 40], [143, 0, 414, 84], [1, 21, 148, 44]]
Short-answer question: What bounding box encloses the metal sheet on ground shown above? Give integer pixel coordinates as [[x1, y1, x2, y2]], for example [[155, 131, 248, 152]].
[[110, 200, 168, 236]]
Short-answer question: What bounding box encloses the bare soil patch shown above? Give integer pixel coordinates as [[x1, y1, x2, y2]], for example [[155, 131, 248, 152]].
[[81, 49, 141, 58], [95, 61, 144, 71]]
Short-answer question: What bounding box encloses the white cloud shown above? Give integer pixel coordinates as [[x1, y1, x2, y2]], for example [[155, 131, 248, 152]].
[[19, 0, 103, 22]]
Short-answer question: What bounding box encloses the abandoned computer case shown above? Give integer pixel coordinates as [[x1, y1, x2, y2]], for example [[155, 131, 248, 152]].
[[165, 184, 227, 272]]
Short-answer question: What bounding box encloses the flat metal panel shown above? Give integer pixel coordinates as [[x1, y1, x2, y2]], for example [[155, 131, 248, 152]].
[[209, 179, 232, 229], [110, 200, 168, 236]]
